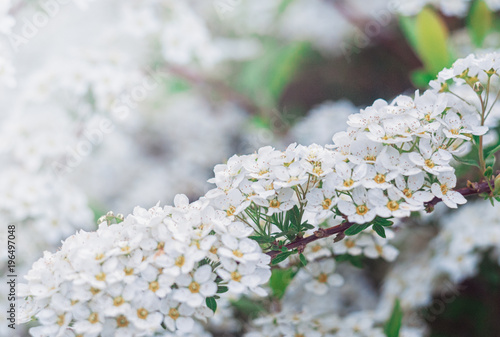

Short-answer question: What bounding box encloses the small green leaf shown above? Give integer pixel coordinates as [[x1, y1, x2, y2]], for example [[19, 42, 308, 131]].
[[271, 251, 292, 265], [467, 0, 493, 47], [384, 299, 403, 337], [269, 268, 295, 299], [373, 217, 394, 227], [344, 223, 370, 236], [299, 253, 308, 266], [453, 154, 481, 168], [414, 7, 452, 74], [217, 286, 228, 294], [206, 297, 217, 313], [373, 224, 386, 238], [248, 235, 275, 244], [485, 143, 500, 160]]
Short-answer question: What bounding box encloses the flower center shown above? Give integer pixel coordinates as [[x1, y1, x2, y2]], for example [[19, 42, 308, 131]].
[[424, 159, 435, 168], [374, 174, 386, 184], [403, 188, 412, 198], [343, 179, 354, 187], [88, 312, 99, 324], [210, 246, 218, 254], [57, 314, 65, 326], [312, 165, 324, 176], [90, 287, 100, 295], [124, 267, 134, 276], [95, 272, 106, 281], [231, 271, 242, 282], [175, 256, 185, 267], [387, 200, 399, 211], [375, 245, 383, 255], [168, 308, 180, 320], [113, 296, 125, 306], [364, 155, 376, 162], [345, 239, 355, 248], [233, 249, 244, 258], [188, 281, 200, 294], [149, 281, 159, 292], [311, 244, 322, 253], [137, 308, 148, 320], [321, 198, 332, 209], [269, 199, 281, 208], [440, 184, 448, 195], [226, 205, 236, 216], [318, 273, 328, 283], [116, 315, 129, 328], [356, 205, 368, 216]]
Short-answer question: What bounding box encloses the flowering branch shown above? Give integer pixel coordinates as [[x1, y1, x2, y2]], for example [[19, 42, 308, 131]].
[[267, 178, 497, 260]]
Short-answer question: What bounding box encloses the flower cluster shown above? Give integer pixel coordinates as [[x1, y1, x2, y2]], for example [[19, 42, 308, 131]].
[[206, 67, 489, 234], [19, 197, 271, 336], [18, 50, 500, 336], [245, 309, 423, 337]]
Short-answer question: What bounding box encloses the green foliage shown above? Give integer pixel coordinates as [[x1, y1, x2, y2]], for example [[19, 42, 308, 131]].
[[269, 268, 295, 299], [344, 223, 370, 236], [467, 0, 493, 47], [415, 8, 452, 74], [373, 223, 387, 238], [299, 253, 308, 266], [206, 297, 217, 313], [271, 251, 293, 265], [384, 299, 403, 337], [401, 7, 454, 87], [230, 296, 266, 319], [237, 40, 311, 108]]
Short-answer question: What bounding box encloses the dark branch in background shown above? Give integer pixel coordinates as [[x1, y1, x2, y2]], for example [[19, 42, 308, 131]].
[[267, 179, 496, 259], [164, 64, 260, 115]]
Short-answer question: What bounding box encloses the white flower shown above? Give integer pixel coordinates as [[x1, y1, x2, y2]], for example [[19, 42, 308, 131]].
[[337, 187, 377, 224], [173, 265, 217, 307], [431, 172, 467, 208], [304, 259, 343, 295]]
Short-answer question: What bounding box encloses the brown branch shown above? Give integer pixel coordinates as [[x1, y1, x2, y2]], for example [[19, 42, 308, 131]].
[[163, 64, 260, 115], [266, 178, 496, 259]]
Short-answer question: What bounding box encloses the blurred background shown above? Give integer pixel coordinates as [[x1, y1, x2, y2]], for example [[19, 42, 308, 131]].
[[2, 0, 500, 336]]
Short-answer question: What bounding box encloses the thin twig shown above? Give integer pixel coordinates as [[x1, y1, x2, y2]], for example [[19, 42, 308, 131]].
[[266, 178, 496, 259]]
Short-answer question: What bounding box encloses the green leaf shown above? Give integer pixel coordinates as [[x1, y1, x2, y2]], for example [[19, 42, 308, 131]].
[[217, 286, 228, 294], [248, 235, 275, 244], [230, 296, 266, 319], [384, 299, 403, 337], [373, 217, 394, 227], [299, 253, 308, 266], [453, 154, 481, 168], [414, 7, 452, 74], [344, 223, 370, 236], [485, 143, 500, 160], [399, 16, 418, 51], [410, 68, 436, 88], [206, 297, 217, 313], [237, 40, 310, 107], [373, 224, 386, 238], [467, 0, 493, 47], [271, 251, 292, 265], [269, 268, 295, 299]]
